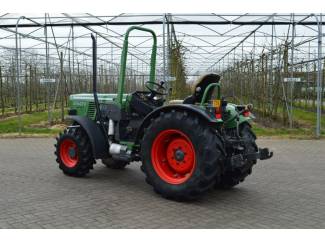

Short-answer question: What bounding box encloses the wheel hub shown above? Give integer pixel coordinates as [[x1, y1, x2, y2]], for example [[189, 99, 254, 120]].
[[174, 149, 185, 161], [60, 138, 78, 168], [69, 148, 76, 158], [166, 138, 194, 174], [151, 129, 196, 184]]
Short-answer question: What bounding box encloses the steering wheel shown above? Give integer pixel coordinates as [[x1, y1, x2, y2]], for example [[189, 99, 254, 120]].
[[145, 81, 167, 98]]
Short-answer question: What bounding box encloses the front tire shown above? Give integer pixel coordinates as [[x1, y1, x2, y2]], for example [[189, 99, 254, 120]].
[[54, 127, 95, 177], [141, 111, 223, 201]]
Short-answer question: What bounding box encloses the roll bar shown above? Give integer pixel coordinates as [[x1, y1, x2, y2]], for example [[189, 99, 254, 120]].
[[117, 26, 157, 106]]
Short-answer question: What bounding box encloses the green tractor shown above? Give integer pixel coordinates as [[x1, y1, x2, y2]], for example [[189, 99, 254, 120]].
[[54, 26, 273, 201]]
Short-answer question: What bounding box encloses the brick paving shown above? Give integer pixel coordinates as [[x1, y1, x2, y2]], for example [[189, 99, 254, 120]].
[[0, 138, 324, 228]]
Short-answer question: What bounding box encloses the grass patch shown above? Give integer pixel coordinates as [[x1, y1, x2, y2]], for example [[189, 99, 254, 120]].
[[251, 108, 325, 139], [1, 106, 323, 139], [0, 110, 64, 136], [292, 108, 325, 129], [252, 123, 323, 139], [1, 103, 49, 117]]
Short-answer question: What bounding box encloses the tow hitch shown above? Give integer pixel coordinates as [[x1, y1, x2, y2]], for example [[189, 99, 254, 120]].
[[245, 147, 273, 161]]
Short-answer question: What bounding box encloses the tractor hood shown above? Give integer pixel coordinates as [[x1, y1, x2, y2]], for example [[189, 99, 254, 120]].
[[69, 93, 130, 103], [68, 93, 131, 119]]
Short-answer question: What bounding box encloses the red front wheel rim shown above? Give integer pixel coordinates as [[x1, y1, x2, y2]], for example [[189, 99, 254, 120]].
[[60, 138, 79, 168], [151, 129, 196, 184]]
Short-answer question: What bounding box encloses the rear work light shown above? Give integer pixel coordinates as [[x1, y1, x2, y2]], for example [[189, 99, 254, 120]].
[[243, 104, 253, 117], [212, 99, 222, 119], [215, 106, 222, 119], [243, 110, 250, 117]]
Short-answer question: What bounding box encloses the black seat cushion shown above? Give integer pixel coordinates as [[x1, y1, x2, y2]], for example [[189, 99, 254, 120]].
[[183, 73, 221, 104]]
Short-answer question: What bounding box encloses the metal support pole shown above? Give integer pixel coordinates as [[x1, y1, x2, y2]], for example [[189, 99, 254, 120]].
[[166, 14, 171, 100], [289, 14, 295, 129], [222, 58, 225, 74], [228, 54, 231, 96], [60, 52, 64, 122], [111, 43, 113, 90], [252, 32, 256, 100], [136, 58, 139, 90], [311, 13, 323, 138], [15, 16, 25, 135], [241, 43, 243, 101], [45, 13, 52, 124], [162, 14, 166, 85], [269, 21, 274, 114], [72, 24, 75, 92], [307, 42, 310, 110]]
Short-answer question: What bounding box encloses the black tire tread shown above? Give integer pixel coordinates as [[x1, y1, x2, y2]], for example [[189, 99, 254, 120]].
[[140, 110, 223, 201], [54, 127, 95, 177]]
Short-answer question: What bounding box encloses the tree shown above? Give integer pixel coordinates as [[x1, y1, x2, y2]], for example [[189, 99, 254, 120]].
[[169, 41, 191, 100]]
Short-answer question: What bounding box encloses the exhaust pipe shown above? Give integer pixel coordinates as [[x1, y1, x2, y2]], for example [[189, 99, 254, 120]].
[[109, 143, 132, 162], [91, 34, 129, 162], [91, 34, 107, 137], [109, 143, 128, 155]]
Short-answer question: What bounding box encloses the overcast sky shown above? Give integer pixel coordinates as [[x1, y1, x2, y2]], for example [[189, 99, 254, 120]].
[[0, 13, 323, 82]]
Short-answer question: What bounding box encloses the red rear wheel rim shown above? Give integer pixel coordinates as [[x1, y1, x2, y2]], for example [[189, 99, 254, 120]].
[[60, 138, 78, 168], [151, 129, 196, 184]]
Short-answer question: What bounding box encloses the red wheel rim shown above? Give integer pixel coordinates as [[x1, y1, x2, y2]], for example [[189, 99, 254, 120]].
[[60, 138, 78, 168], [151, 129, 196, 184]]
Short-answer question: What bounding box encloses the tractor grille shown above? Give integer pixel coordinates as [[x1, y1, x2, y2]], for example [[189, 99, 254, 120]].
[[87, 102, 96, 119]]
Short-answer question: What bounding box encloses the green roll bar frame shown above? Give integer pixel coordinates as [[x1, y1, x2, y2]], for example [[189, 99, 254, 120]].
[[117, 26, 157, 106], [200, 83, 221, 106]]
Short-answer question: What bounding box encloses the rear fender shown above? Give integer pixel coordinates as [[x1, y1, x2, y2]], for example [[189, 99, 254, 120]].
[[239, 114, 253, 124], [224, 103, 254, 128], [135, 104, 219, 144], [66, 115, 109, 159]]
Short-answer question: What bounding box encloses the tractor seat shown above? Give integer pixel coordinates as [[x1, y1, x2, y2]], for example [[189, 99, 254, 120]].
[[183, 73, 220, 104]]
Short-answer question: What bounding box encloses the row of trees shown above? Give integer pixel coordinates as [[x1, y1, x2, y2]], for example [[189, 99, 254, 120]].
[[0, 50, 148, 120], [221, 42, 325, 125], [0, 38, 191, 121], [2, 39, 323, 129]]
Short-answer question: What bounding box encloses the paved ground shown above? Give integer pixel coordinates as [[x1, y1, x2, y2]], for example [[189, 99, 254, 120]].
[[0, 138, 324, 228]]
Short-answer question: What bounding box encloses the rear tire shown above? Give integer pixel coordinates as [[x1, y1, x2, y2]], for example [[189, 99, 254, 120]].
[[217, 123, 257, 189], [101, 158, 127, 169], [54, 126, 95, 177], [141, 110, 223, 201]]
